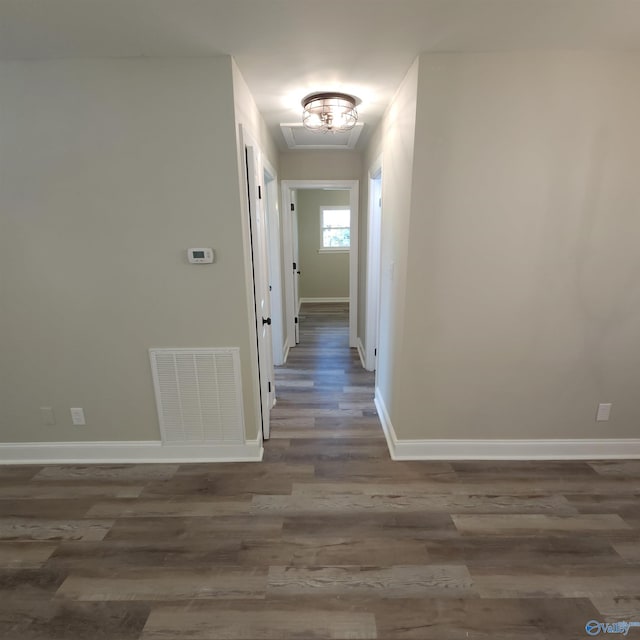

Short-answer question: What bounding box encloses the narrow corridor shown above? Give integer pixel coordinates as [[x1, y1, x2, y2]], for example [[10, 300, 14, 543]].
[[266, 302, 388, 458]]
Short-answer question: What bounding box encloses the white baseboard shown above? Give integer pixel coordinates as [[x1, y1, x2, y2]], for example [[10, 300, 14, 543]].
[[374, 388, 640, 460], [356, 337, 366, 369], [0, 438, 264, 465], [299, 297, 349, 304], [374, 388, 397, 457]]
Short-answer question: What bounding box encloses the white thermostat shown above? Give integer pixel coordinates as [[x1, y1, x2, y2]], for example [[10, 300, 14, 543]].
[[187, 248, 215, 264]]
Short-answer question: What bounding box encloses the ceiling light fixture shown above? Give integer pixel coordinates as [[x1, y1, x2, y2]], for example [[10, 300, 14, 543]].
[[301, 92, 360, 133]]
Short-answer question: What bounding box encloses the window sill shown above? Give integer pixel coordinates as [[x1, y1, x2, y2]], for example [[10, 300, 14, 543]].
[[318, 248, 350, 254]]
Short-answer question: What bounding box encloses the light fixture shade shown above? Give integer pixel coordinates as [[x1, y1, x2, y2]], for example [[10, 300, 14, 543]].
[[302, 92, 359, 133]]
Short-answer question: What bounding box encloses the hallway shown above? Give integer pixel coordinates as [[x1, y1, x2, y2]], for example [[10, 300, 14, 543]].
[[1, 305, 638, 638], [268, 302, 385, 445]]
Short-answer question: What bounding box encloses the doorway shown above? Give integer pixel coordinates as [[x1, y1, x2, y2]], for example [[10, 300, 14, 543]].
[[263, 166, 285, 366], [365, 156, 382, 372], [242, 127, 276, 441], [281, 180, 359, 351]]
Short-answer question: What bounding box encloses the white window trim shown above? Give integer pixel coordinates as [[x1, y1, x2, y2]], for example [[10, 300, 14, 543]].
[[319, 205, 351, 253]]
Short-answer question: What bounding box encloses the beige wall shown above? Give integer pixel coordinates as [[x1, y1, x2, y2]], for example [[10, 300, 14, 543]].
[[296, 189, 350, 299], [395, 51, 640, 440], [0, 57, 260, 443], [362, 59, 419, 417], [232, 60, 279, 172], [279, 150, 362, 181]]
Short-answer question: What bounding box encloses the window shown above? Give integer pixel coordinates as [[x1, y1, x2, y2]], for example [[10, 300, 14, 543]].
[[320, 206, 350, 251]]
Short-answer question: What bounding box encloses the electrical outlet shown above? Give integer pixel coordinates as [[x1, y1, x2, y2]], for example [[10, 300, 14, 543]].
[[596, 403, 612, 422], [70, 407, 86, 426], [40, 407, 56, 426]]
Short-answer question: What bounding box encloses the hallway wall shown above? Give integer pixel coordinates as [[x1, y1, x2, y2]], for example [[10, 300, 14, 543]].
[[279, 150, 362, 181], [362, 58, 419, 422], [364, 51, 640, 446], [396, 51, 640, 442], [0, 56, 265, 444]]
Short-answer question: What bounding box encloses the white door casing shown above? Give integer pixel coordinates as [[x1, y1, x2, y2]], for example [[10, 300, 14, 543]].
[[366, 156, 383, 372], [245, 141, 274, 440], [281, 180, 359, 349], [281, 187, 296, 353], [264, 165, 285, 366], [292, 191, 300, 345]]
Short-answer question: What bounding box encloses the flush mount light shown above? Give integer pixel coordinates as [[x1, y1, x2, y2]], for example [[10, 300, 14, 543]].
[[301, 92, 360, 133]]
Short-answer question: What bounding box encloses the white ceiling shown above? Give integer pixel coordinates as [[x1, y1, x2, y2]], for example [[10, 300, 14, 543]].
[[2, 0, 640, 150]]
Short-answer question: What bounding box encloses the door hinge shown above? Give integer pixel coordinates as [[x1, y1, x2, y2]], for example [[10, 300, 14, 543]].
[[293, 262, 297, 270], [290, 203, 295, 211], [295, 317, 298, 324], [374, 348, 377, 356], [258, 185, 262, 199], [268, 381, 271, 393]]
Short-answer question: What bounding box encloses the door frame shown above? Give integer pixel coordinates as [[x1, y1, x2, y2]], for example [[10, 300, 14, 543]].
[[241, 126, 274, 440], [281, 185, 296, 356], [365, 155, 383, 372], [281, 179, 359, 349], [263, 161, 285, 366]]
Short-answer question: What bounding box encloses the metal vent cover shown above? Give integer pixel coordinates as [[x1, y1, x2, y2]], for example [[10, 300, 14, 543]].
[[280, 122, 364, 150], [149, 348, 245, 444]]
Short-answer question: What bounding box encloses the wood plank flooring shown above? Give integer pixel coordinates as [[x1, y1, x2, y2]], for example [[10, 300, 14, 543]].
[[1, 302, 639, 638]]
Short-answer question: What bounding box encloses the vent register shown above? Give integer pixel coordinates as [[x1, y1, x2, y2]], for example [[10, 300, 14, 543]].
[[280, 122, 363, 150], [149, 349, 245, 444]]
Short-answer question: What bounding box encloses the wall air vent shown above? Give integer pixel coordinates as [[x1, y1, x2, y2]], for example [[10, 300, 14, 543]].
[[149, 348, 244, 444], [280, 122, 363, 150]]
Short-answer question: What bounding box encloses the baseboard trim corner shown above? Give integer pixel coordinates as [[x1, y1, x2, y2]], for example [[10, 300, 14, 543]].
[[299, 297, 349, 304], [356, 337, 366, 369], [374, 387, 399, 460], [390, 438, 640, 460], [0, 438, 264, 465], [373, 389, 640, 460]]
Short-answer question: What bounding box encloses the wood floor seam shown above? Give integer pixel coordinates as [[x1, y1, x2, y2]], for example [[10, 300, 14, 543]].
[[1, 304, 638, 639]]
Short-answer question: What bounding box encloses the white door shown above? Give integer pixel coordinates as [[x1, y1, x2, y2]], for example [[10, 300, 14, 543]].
[[245, 144, 274, 439], [366, 161, 383, 371], [291, 190, 301, 344], [264, 169, 284, 366]]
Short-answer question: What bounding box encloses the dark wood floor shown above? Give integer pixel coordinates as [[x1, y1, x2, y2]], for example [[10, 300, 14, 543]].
[[1, 302, 639, 639]]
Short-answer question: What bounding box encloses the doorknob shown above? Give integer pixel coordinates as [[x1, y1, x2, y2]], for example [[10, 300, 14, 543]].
[[262, 317, 272, 326]]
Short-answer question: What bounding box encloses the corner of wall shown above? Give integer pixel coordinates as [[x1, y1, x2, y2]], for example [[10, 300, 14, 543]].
[[361, 55, 420, 439]]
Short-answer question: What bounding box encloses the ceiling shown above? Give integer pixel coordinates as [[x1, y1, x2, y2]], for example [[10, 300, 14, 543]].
[[2, 0, 640, 150]]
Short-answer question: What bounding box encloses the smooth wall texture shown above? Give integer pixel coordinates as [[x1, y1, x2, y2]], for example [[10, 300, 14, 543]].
[[232, 60, 279, 172], [296, 189, 350, 299], [0, 57, 259, 442], [279, 151, 362, 181], [362, 59, 419, 418], [397, 51, 640, 440]]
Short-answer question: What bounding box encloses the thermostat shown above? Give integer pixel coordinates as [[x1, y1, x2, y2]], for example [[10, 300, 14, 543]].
[[188, 248, 215, 264]]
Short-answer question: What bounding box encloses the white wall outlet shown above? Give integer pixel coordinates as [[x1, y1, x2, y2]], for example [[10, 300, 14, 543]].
[[70, 407, 86, 426], [40, 407, 56, 426], [596, 403, 612, 422]]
